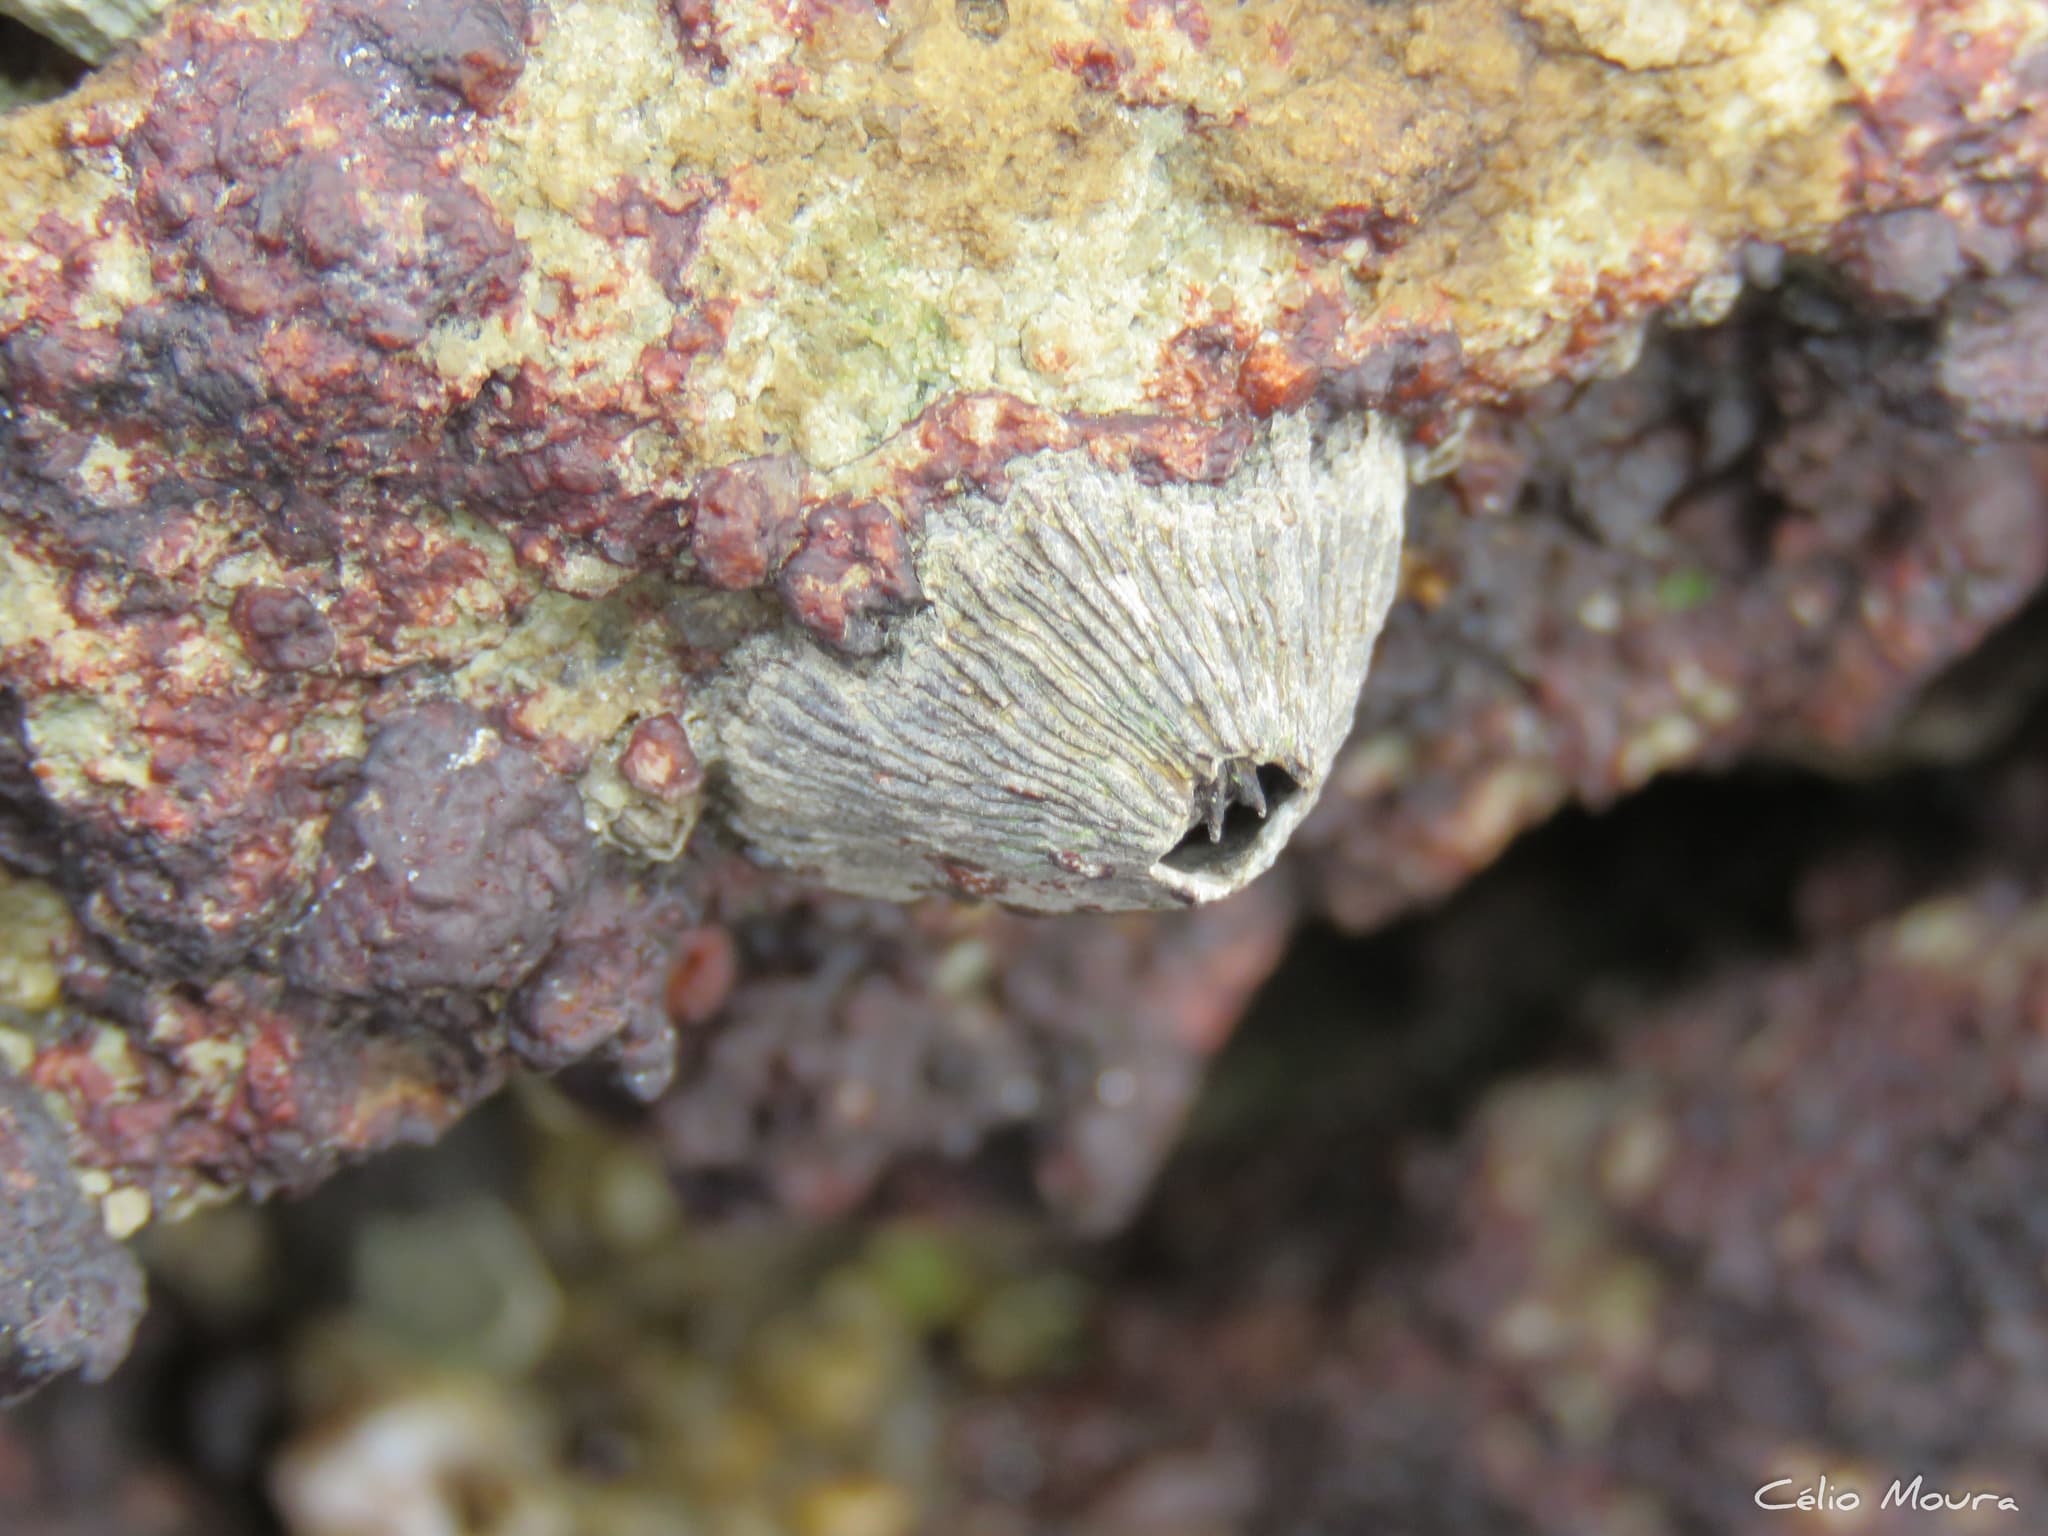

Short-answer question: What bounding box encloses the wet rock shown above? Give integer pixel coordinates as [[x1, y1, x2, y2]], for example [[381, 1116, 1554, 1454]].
[[1939, 276, 2048, 436], [2, 0, 2048, 1397], [0, 1073, 146, 1401], [229, 587, 335, 674], [286, 704, 595, 998]]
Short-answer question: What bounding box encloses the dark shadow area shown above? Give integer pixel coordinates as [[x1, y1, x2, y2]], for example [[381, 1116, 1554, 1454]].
[[1123, 611, 2048, 1297], [0, 17, 89, 97], [1161, 761, 1301, 875]]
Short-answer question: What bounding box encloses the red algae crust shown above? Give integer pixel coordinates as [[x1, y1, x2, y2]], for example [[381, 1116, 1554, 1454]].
[[2, 0, 2048, 1392]]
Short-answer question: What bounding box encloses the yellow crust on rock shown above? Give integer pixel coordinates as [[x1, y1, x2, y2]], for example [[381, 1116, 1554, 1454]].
[[0, 0, 1991, 904], [2, 0, 1983, 495], [421, 0, 1876, 482]]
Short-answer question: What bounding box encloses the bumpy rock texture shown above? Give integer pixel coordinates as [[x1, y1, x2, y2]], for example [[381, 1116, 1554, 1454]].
[[938, 715, 2048, 1535], [6, 699, 2043, 1536], [0, 1070, 144, 1399], [3, 0, 2048, 1393]]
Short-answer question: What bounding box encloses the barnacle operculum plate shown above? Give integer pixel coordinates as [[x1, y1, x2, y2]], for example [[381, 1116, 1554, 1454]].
[[708, 410, 1406, 911]]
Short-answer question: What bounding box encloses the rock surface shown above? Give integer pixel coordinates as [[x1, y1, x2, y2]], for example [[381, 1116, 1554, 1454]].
[[0, 1070, 145, 1400], [7, 695, 2039, 1536], [2, 0, 2047, 1392], [940, 719, 2048, 1535]]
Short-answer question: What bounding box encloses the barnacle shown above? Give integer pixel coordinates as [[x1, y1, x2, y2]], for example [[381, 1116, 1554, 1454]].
[[707, 409, 1406, 911]]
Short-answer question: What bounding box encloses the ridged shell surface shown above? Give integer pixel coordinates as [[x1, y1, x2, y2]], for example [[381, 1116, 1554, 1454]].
[[708, 409, 1406, 911]]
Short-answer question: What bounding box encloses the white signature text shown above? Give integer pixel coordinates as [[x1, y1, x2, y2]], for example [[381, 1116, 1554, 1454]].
[[1755, 1474, 2019, 1516]]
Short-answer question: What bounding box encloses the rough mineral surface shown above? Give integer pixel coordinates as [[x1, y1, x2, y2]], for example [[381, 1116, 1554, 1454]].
[[0, 1069, 145, 1399], [1301, 286, 2048, 926], [5, 705, 2039, 1536], [938, 729, 2048, 1534], [3, 0, 2048, 1393]]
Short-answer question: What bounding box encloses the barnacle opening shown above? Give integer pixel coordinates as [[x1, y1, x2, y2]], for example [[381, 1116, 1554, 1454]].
[[1160, 761, 1301, 878]]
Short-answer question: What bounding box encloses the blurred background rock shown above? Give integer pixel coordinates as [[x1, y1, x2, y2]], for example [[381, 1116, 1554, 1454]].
[[4, 598, 2045, 1534]]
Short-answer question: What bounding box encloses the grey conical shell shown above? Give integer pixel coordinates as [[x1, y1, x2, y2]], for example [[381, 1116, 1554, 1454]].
[[707, 409, 1407, 911]]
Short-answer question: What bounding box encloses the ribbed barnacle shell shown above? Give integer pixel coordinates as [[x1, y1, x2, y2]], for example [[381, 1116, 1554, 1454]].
[[707, 409, 1406, 911], [0, 0, 174, 64]]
